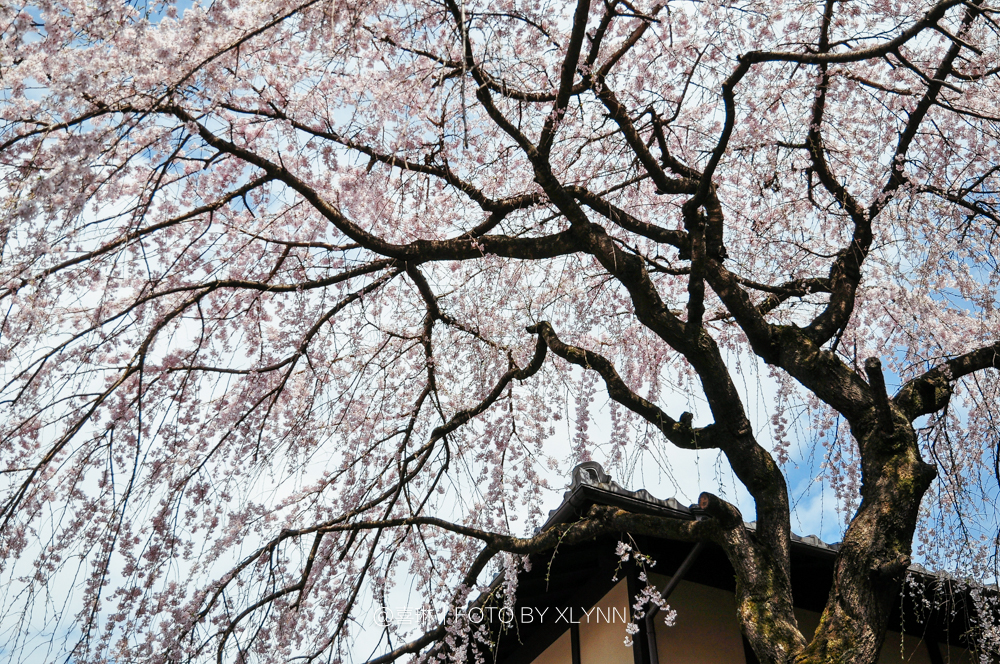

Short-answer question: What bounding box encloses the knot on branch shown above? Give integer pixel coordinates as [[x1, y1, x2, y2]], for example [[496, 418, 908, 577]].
[[697, 492, 743, 530], [586, 504, 619, 522], [874, 553, 911, 579]]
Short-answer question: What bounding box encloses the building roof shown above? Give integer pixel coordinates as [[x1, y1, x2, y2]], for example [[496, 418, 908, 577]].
[[541, 461, 839, 551]]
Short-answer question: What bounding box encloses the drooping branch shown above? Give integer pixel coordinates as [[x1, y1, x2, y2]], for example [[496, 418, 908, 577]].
[[526, 321, 712, 450], [564, 184, 691, 246], [218, 103, 544, 216], [166, 107, 581, 263], [734, 0, 967, 67]]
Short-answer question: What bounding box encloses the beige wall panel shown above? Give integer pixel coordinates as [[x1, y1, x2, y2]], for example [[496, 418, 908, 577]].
[[531, 628, 572, 664], [648, 573, 746, 664], [579, 580, 635, 664]]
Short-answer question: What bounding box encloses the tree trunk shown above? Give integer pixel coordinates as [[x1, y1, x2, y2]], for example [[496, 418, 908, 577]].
[[788, 417, 936, 664]]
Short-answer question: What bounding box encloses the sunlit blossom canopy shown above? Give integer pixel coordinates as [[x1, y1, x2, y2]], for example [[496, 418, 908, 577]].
[[0, 0, 998, 662]]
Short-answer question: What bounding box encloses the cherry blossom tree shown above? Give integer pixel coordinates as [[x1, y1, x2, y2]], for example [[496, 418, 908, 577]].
[[1, 0, 999, 662]]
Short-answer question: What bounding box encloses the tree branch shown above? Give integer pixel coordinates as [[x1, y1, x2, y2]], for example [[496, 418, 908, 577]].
[[894, 340, 1000, 420], [527, 321, 714, 450]]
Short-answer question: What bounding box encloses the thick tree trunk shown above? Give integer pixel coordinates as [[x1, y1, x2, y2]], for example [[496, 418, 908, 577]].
[[786, 417, 935, 664], [731, 540, 809, 664]]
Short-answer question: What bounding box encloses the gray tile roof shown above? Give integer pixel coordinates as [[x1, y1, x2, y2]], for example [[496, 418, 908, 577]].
[[546, 461, 840, 552]]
